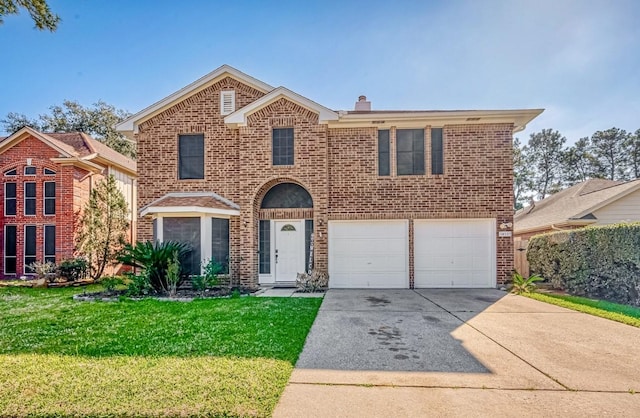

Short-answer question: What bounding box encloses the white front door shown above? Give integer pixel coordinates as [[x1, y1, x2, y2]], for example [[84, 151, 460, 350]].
[[274, 220, 305, 282]]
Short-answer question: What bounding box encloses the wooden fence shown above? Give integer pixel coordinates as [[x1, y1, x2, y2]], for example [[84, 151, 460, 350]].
[[513, 238, 529, 277]]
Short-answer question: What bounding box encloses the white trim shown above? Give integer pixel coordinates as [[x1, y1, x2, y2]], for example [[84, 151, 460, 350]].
[[3, 167, 17, 176], [201, 215, 211, 275], [23, 224, 37, 276], [4, 182, 16, 216], [225, 86, 339, 127], [43, 181, 55, 216], [141, 206, 240, 217], [116, 65, 274, 135], [273, 219, 305, 282], [24, 181, 36, 216], [3, 224, 17, 276]]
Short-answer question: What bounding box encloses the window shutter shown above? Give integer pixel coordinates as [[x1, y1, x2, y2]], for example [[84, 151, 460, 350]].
[[220, 91, 236, 115]]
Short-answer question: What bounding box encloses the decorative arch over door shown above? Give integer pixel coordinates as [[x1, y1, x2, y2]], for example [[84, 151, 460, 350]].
[[260, 182, 313, 209]]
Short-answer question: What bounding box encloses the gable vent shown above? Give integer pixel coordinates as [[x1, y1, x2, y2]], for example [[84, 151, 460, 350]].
[[220, 90, 236, 115]]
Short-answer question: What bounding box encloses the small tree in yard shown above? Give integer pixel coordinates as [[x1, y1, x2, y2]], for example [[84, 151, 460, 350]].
[[77, 175, 129, 281]]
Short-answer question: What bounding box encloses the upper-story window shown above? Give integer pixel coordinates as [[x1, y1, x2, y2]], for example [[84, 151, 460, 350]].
[[44, 168, 56, 175], [44, 181, 56, 215], [273, 128, 294, 166], [431, 128, 444, 175], [378, 130, 390, 176], [396, 129, 425, 175], [4, 168, 17, 176], [178, 134, 204, 180], [24, 166, 36, 175], [4, 183, 16, 216], [24, 182, 36, 215], [220, 91, 236, 115]]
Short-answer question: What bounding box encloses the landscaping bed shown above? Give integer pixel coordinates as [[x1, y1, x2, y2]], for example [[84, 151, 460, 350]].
[[0, 285, 322, 417]]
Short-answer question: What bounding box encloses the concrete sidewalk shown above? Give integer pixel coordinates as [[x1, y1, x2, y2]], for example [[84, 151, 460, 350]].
[[273, 289, 640, 417]]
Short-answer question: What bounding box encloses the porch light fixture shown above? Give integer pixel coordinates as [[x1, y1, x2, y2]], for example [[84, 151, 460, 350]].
[[499, 222, 513, 230]]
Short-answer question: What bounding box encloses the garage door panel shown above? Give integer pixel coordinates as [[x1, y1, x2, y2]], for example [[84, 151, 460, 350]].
[[414, 219, 495, 288], [329, 221, 408, 288]]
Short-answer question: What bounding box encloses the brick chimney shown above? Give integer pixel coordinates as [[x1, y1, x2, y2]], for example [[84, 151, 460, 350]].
[[354, 95, 371, 111]]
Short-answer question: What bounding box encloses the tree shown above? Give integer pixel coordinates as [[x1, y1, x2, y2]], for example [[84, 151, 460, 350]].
[[590, 128, 629, 181], [624, 130, 640, 179], [76, 175, 130, 281], [1, 100, 136, 158], [513, 137, 534, 210], [561, 137, 596, 186], [0, 0, 59, 31], [525, 129, 566, 199]]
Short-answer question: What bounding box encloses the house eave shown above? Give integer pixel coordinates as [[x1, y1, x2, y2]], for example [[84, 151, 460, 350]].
[[140, 206, 240, 217], [49, 157, 104, 173]]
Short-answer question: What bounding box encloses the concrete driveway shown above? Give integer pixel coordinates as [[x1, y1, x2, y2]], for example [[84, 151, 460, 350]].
[[274, 289, 640, 417]]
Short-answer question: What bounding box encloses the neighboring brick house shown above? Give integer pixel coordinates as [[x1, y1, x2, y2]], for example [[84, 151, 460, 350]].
[[117, 65, 542, 289], [0, 127, 137, 278]]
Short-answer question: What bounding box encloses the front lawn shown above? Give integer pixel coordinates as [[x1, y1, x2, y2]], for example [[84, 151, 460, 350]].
[[0, 286, 322, 417], [526, 292, 640, 328]]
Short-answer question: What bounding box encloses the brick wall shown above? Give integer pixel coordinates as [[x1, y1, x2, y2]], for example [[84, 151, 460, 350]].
[[135, 77, 515, 287], [0, 135, 87, 277]]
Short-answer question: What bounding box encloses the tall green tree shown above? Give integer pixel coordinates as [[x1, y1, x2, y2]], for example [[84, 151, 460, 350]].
[[513, 137, 534, 210], [624, 129, 640, 179], [1, 100, 136, 158], [76, 175, 130, 281], [0, 0, 59, 31], [590, 128, 629, 180], [525, 129, 566, 199], [561, 137, 596, 186]]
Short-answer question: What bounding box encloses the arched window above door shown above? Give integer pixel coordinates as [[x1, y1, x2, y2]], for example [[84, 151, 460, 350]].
[[260, 183, 313, 208]]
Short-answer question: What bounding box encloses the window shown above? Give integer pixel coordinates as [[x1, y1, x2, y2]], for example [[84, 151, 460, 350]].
[[24, 182, 36, 215], [431, 128, 444, 175], [261, 183, 312, 208], [220, 91, 236, 115], [44, 225, 55, 264], [163, 217, 201, 275], [4, 168, 17, 176], [259, 220, 270, 274], [44, 182, 55, 215], [24, 225, 36, 273], [44, 168, 56, 175], [211, 218, 229, 274], [4, 225, 17, 275], [24, 166, 36, 175], [272, 128, 294, 165], [378, 130, 390, 176], [305, 219, 314, 272], [396, 129, 425, 175], [4, 183, 16, 216], [178, 134, 204, 180]]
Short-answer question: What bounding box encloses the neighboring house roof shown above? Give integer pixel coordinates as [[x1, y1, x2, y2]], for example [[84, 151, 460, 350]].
[[0, 127, 136, 175], [514, 179, 640, 234], [140, 192, 240, 217], [116, 64, 543, 137]]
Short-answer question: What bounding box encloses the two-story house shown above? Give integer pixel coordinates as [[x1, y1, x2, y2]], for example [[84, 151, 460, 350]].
[[0, 127, 137, 278], [117, 65, 542, 289]]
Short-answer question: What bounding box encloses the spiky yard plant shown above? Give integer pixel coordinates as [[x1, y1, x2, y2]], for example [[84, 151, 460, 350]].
[[118, 241, 188, 293], [511, 271, 544, 294]]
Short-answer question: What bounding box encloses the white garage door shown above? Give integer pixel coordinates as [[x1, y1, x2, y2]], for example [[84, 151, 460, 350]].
[[414, 219, 495, 288], [329, 220, 408, 288]]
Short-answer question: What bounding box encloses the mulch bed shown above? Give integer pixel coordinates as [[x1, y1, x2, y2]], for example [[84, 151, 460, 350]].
[[73, 287, 253, 302]]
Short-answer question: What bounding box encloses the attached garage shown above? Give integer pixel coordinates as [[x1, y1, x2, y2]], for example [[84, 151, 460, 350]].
[[328, 220, 409, 288], [414, 219, 496, 288]]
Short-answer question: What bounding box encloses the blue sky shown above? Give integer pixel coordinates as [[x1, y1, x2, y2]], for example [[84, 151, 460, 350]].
[[1, 0, 639, 143]]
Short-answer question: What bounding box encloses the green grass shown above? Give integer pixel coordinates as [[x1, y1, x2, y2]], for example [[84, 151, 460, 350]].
[[0, 286, 322, 417], [526, 292, 640, 328]]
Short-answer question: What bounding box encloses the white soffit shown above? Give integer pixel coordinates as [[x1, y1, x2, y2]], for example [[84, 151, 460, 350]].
[[116, 65, 274, 136], [224, 86, 339, 127]]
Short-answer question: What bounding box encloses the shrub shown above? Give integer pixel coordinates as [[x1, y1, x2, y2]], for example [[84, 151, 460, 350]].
[[192, 258, 223, 292], [118, 241, 189, 293], [100, 276, 124, 292], [27, 261, 57, 282], [57, 258, 89, 282], [528, 223, 640, 306], [510, 271, 543, 294], [166, 251, 181, 297], [124, 271, 153, 297], [296, 270, 329, 292]]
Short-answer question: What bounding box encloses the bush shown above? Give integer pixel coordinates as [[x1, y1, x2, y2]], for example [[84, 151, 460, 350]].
[[528, 223, 640, 306], [510, 271, 543, 294], [192, 259, 223, 292], [57, 258, 89, 282], [124, 271, 153, 297], [296, 270, 329, 293], [118, 241, 189, 293], [27, 261, 57, 282], [100, 276, 124, 292]]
